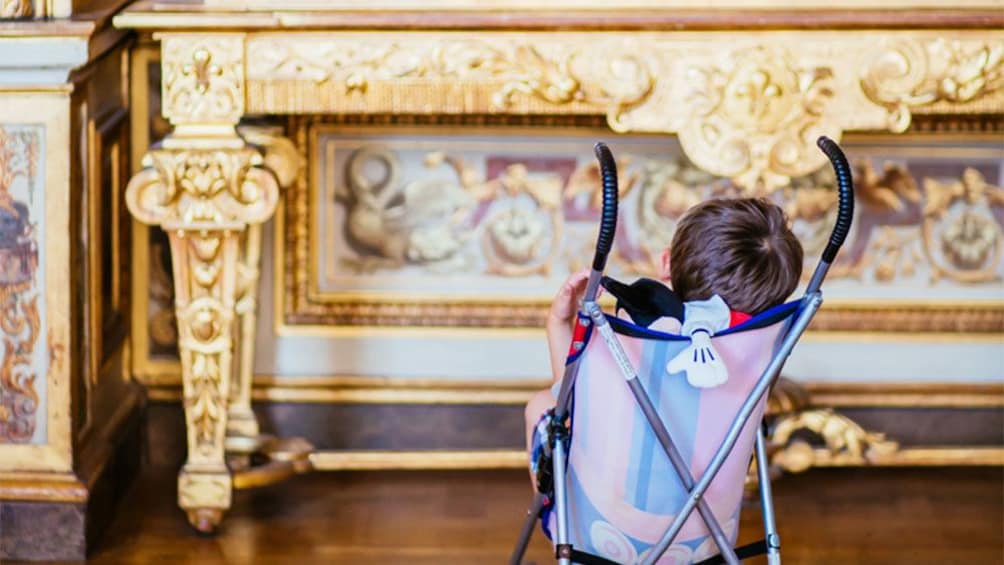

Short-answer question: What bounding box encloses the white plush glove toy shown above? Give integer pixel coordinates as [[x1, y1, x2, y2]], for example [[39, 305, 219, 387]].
[[666, 295, 732, 388]]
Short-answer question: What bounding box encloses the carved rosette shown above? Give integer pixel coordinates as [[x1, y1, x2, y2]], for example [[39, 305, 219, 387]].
[[921, 168, 1004, 283], [679, 46, 837, 193], [862, 39, 1004, 133], [162, 35, 246, 126]]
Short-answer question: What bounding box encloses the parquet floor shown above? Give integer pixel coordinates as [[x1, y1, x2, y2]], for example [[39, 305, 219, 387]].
[[18, 463, 1004, 564]]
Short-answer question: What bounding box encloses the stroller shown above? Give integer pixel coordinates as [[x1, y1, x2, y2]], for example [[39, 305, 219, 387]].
[[510, 138, 855, 565]]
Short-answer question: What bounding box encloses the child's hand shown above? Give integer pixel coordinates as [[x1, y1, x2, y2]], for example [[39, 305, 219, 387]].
[[548, 270, 591, 326]]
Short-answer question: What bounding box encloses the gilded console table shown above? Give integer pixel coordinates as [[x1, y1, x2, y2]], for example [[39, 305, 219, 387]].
[[115, 1, 1004, 532]]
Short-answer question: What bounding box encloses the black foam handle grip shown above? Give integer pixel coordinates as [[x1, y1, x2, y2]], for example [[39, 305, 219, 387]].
[[816, 136, 855, 263], [592, 142, 619, 271]]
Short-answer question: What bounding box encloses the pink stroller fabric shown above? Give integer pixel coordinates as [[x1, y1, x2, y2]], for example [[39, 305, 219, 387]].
[[545, 311, 791, 564]]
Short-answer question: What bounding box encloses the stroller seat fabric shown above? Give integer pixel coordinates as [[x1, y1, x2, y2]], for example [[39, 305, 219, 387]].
[[543, 304, 797, 564]]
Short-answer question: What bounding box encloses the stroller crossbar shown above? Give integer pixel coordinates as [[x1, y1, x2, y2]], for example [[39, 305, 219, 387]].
[[511, 138, 854, 565]]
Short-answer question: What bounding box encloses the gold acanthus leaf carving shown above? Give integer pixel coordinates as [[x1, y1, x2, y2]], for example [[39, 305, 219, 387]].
[[679, 46, 837, 193], [162, 36, 245, 125], [180, 289, 233, 448], [126, 147, 279, 228], [249, 37, 653, 132], [862, 39, 1004, 133]]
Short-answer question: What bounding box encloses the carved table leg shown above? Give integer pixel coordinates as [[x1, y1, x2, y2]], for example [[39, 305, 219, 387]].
[[126, 136, 279, 532], [171, 225, 241, 532]]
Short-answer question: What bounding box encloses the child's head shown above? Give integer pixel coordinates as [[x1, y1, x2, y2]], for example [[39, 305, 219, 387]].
[[664, 198, 803, 314]]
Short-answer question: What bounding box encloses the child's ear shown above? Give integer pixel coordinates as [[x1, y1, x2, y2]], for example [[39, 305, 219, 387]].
[[659, 248, 672, 281]]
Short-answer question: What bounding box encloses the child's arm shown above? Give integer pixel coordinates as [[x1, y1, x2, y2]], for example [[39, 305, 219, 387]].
[[546, 270, 590, 383]]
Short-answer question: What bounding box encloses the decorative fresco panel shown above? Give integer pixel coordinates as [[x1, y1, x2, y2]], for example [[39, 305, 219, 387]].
[[282, 127, 1003, 328], [0, 124, 46, 444]]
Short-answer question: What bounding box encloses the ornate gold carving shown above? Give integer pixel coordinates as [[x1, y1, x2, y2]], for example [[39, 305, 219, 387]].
[[680, 46, 837, 192], [238, 125, 303, 188], [0, 125, 41, 444], [771, 408, 900, 473], [922, 168, 1003, 283], [827, 161, 1004, 286], [863, 39, 1004, 133], [249, 37, 653, 131], [126, 135, 279, 531], [809, 304, 1004, 334], [161, 35, 246, 126], [239, 33, 1004, 192], [126, 146, 277, 228], [0, 0, 31, 18]]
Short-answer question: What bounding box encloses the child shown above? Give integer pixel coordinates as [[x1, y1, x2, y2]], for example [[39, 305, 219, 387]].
[[525, 197, 804, 452]]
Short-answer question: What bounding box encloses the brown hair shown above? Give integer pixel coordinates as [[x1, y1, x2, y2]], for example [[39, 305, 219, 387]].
[[669, 198, 803, 314]]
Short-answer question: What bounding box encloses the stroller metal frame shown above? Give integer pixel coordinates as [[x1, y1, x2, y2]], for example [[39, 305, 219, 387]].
[[511, 138, 855, 565]]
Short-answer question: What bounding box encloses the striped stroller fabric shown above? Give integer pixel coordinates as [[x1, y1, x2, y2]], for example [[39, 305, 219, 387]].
[[545, 305, 796, 564]]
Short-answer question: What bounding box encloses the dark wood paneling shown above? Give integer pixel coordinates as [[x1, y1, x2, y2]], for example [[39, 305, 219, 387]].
[[840, 407, 1004, 447], [256, 403, 526, 451]]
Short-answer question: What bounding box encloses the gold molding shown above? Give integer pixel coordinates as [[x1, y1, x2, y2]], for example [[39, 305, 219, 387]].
[[305, 446, 1004, 471], [175, 0, 1004, 11], [309, 449, 528, 471], [145, 376, 1004, 409], [0, 473, 87, 503]]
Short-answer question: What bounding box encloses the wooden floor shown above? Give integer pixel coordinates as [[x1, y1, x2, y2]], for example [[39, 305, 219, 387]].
[[20, 464, 1004, 564]]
